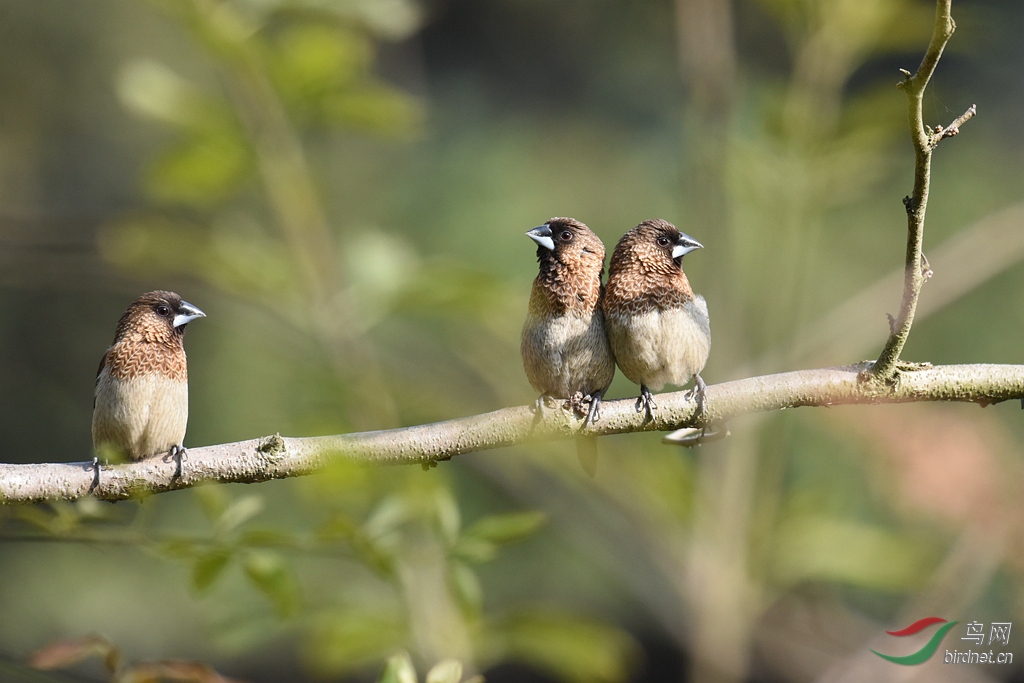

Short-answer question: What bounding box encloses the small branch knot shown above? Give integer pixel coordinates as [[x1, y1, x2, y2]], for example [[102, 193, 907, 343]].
[[421, 454, 453, 470], [856, 361, 877, 384], [257, 433, 286, 458], [903, 195, 914, 214]]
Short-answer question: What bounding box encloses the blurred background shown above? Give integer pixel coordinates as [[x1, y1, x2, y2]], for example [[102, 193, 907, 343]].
[[1, 0, 1023, 681]]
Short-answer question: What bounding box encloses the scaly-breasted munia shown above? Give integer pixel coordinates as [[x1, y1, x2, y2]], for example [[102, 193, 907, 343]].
[[92, 291, 205, 477], [521, 218, 616, 476], [603, 219, 709, 419]]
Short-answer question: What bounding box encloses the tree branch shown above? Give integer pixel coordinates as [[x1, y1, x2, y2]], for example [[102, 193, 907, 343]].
[[871, 0, 972, 380], [929, 103, 977, 146], [4, 363, 1023, 504]]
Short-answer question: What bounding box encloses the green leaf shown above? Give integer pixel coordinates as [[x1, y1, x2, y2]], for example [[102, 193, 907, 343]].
[[192, 548, 232, 593], [73, 496, 110, 521], [450, 536, 497, 564], [266, 21, 424, 138], [344, 231, 422, 328], [364, 495, 413, 539], [315, 513, 395, 575], [351, 533, 398, 577], [216, 495, 265, 534], [425, 660, 462, 683], [305, 610, 407, 676], [220, 0, 423, 38], [449, 561, 483, 618], [145, 131, 251, 207], [239, 528, 297, 548], [318, 84, 422, 136], [270, 23, 372, 98], [194, 484, 229, 522], [454, 509, 548, 565], [242, 551, 302, 618], [342, 0, 423, 39], [116, 59, 208, 129], [482, 612, 637, 683], [463, 511, 546, 545], [316, 514, 360, 542], [378, 651, 417, 683], [434, 489, 461, 547]]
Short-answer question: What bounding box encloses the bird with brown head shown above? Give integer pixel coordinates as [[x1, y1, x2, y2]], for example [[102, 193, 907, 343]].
[[603, 219, 709, 419], [92, 290, 205, 480], [521, 217, 616, 476]]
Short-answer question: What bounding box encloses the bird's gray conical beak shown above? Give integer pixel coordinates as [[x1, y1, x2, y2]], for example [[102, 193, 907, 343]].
[[173, 301, 207, 328], [526, 224, 555, 251], [672, 233, 704, 259]]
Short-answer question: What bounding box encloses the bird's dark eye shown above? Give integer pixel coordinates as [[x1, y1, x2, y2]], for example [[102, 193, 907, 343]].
[[657, 237, 670, 247], [560, 230, 574, 241], [156, 305, 170, 317]]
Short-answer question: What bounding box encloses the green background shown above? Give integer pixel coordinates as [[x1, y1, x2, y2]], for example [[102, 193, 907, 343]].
[[0, 0, 1022, 681]]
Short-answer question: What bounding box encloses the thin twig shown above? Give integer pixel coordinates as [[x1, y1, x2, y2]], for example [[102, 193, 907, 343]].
[[929, 104, 977, 146], [871, 0, 972, 381], [2, 363, 1023, 504]]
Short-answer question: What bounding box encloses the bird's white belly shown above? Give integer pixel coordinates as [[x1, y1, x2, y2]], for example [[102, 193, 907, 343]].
[[609, 300, 710, 391], [521, 312, 615, 398], [93, 370, 189, 459]]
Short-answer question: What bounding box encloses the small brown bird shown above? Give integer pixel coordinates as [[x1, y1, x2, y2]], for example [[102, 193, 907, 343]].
[[521, 218, 615, 476], [603, 219, 709, 419], [92, 291, 205, 478]]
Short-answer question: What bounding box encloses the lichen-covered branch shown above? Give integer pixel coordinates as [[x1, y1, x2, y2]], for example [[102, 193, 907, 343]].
[[872, 0, 972, 380], [3, 363, 1022, 504]]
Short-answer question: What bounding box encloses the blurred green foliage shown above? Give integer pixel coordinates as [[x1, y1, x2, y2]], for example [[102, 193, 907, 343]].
[[2, 0, 1024, 681], [378, 653, 483, 683]]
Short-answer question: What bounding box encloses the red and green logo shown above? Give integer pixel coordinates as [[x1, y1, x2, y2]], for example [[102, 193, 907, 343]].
[[872, 617, 959, 665]]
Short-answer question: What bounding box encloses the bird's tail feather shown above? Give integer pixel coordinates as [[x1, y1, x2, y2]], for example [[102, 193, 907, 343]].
[[575, 435, 598, 478]]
